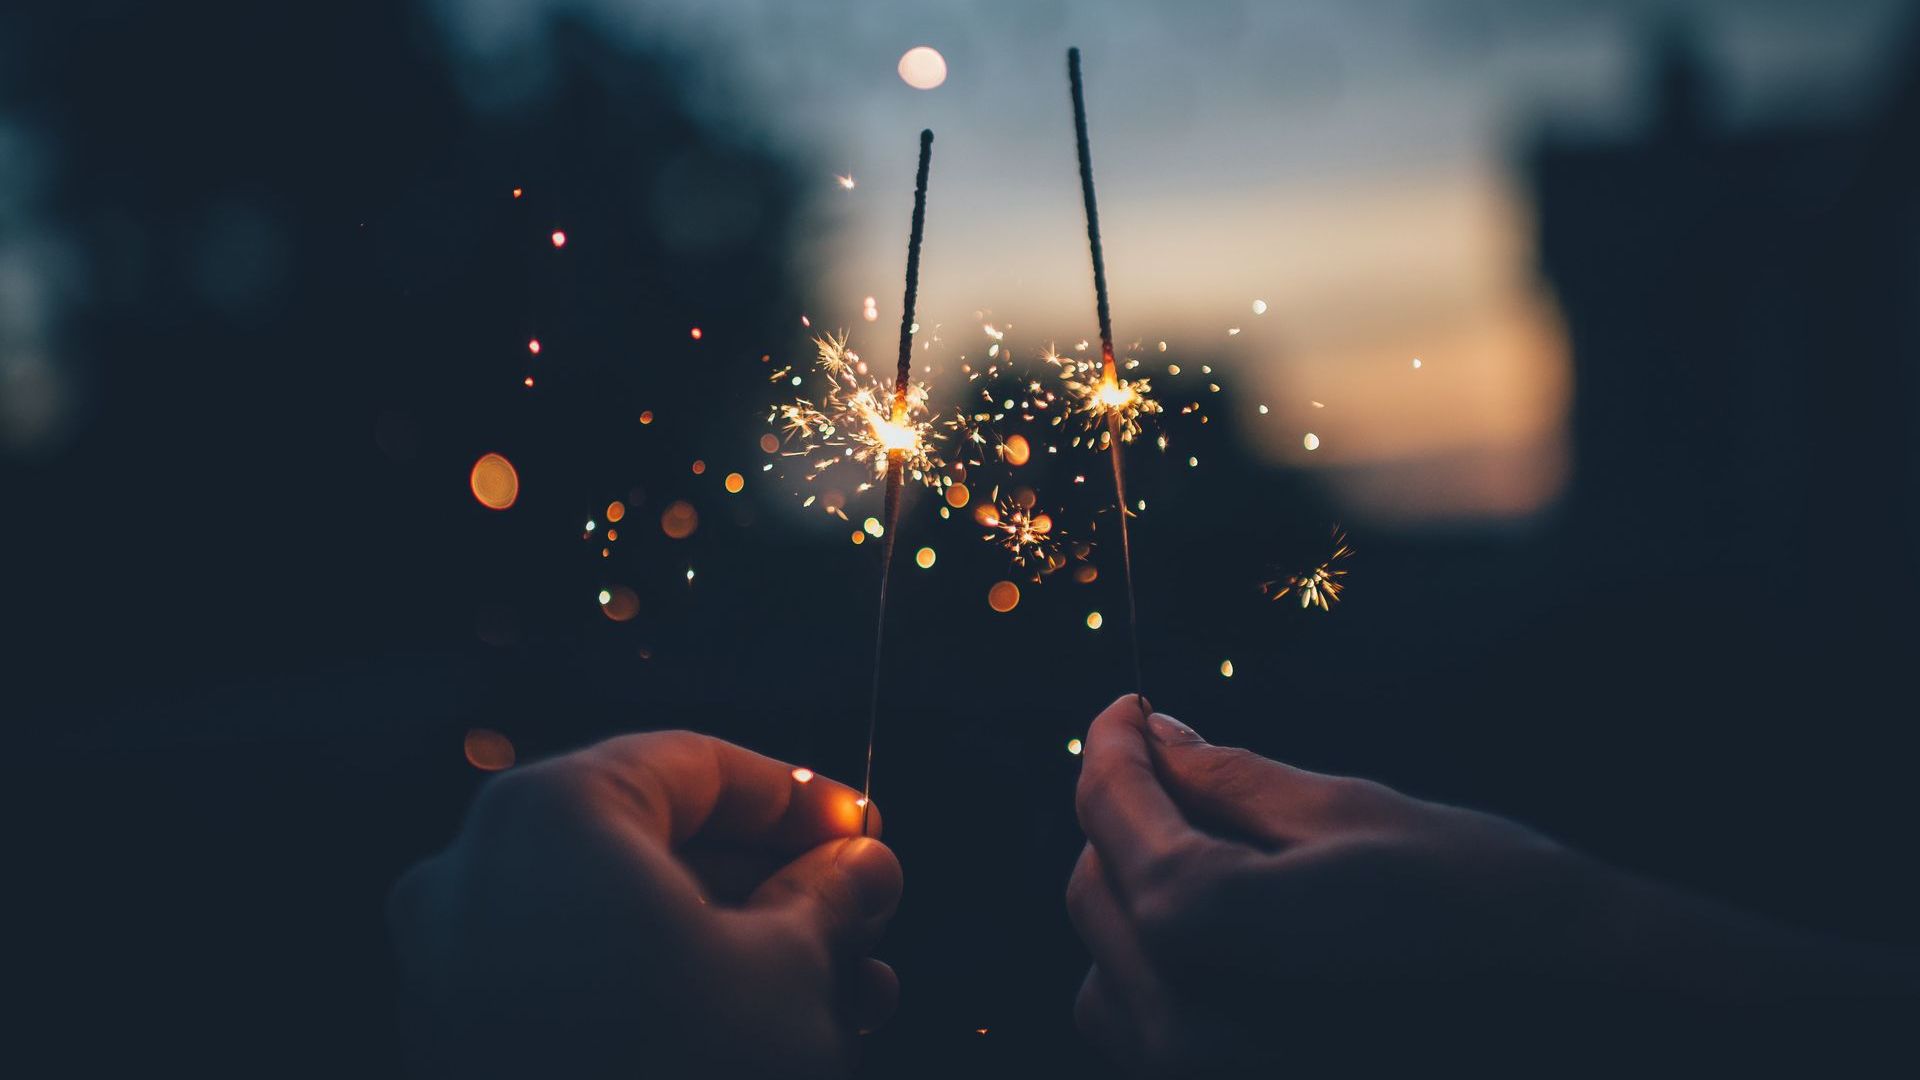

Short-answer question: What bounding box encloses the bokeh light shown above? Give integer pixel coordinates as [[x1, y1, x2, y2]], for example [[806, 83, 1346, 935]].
[[468, 452, 519, 510], [791, 767, 814, 784], [661, 500, 699, 539], [1002, 434, 1031, 467], [897, 45, 947, 90], [1086, 611, 1103, 630], [599, 585, 639, 622], [987, 581, 1020, 613], [945, 482, 970, 508], [464, 728, 516, 771], [724, 472, 745, 494], [915, 547, 936, 569], [1066, 738, 1083, 756], [605, 500, 625, 523], [1220, 659, 1235, 678]]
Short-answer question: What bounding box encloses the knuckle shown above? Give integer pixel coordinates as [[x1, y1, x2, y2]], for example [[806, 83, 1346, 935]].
[[1129, 877, 1195, 956]]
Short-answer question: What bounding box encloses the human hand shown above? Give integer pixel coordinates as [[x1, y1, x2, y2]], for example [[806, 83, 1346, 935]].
[[389, 731, 902, 1078], [1067, 695, 1914, 1073]]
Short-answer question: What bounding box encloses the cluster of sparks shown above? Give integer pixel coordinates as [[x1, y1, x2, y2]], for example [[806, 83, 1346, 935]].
[[769, 331, 948, 492], [978, 490, 1062, 570], [1262, 529, 1353, 612]]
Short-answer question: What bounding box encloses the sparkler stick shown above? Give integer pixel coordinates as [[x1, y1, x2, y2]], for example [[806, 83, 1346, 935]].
[[1067, 47, 1146, 702], [860, 128, 934, 831]]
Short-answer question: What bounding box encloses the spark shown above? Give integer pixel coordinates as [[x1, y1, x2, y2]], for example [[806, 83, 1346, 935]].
[[1066, 738, 1083, 755], [1412, 357, 1423, 369], [792, 767, 815, 783], [1303, 432, 1320, 451], [1262, 529, 1353, 613], [1252, 299, 1268, 315], [836, 173, 856, 190], [550, 230, 567, 248]]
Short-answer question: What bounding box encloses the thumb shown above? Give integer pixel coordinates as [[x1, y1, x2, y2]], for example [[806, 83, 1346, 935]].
[[747, 836, 902, 955], [1144, 712, 1350, 846]]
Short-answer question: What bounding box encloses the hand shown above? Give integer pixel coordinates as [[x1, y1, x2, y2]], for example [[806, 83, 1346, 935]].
[[1067, 695, 1916, 1074], [389, 731, 902, 1079]]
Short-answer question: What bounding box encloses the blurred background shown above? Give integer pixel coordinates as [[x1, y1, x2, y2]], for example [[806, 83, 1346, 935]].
[[8, 0, 1917, 1073]]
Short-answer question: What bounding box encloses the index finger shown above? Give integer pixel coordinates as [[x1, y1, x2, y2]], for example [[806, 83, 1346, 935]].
[[1074, 694, 1201, 898], [584, 731, 879, 853]]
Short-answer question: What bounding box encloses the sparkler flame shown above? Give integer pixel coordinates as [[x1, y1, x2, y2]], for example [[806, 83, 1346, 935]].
[[770, 331, 945, 485], [1044, 346, 1164, 448]]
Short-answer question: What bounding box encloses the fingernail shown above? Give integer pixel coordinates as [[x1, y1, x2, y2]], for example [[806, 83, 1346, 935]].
[[835, 837, 901, 917], [1147, 712, 1201, 744]]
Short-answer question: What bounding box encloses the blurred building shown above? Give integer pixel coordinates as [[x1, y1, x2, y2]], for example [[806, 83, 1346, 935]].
[[1530, 22, 1920, 646]]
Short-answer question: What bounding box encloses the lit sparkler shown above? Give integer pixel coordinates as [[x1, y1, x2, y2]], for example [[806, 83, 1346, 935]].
[[1262, 529, 1353, 612], [1068, 47, 1148, 699], [770, 330, 943, 489], [859, 129, 935, 832]]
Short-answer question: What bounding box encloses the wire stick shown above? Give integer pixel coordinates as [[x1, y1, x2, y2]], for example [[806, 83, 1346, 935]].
[[861, 128, 934, 832], [1068, 48, 1146, 704]]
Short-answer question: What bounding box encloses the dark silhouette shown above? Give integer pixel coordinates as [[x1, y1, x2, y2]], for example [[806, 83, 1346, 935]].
[[11, 4, 1919, 1075]]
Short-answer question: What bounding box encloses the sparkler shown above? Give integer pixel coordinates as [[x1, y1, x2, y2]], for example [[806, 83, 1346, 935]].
[[859, 129, 935, 831], [1067, 47, 1148, 699], [1263, 528, 1353, 612]]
